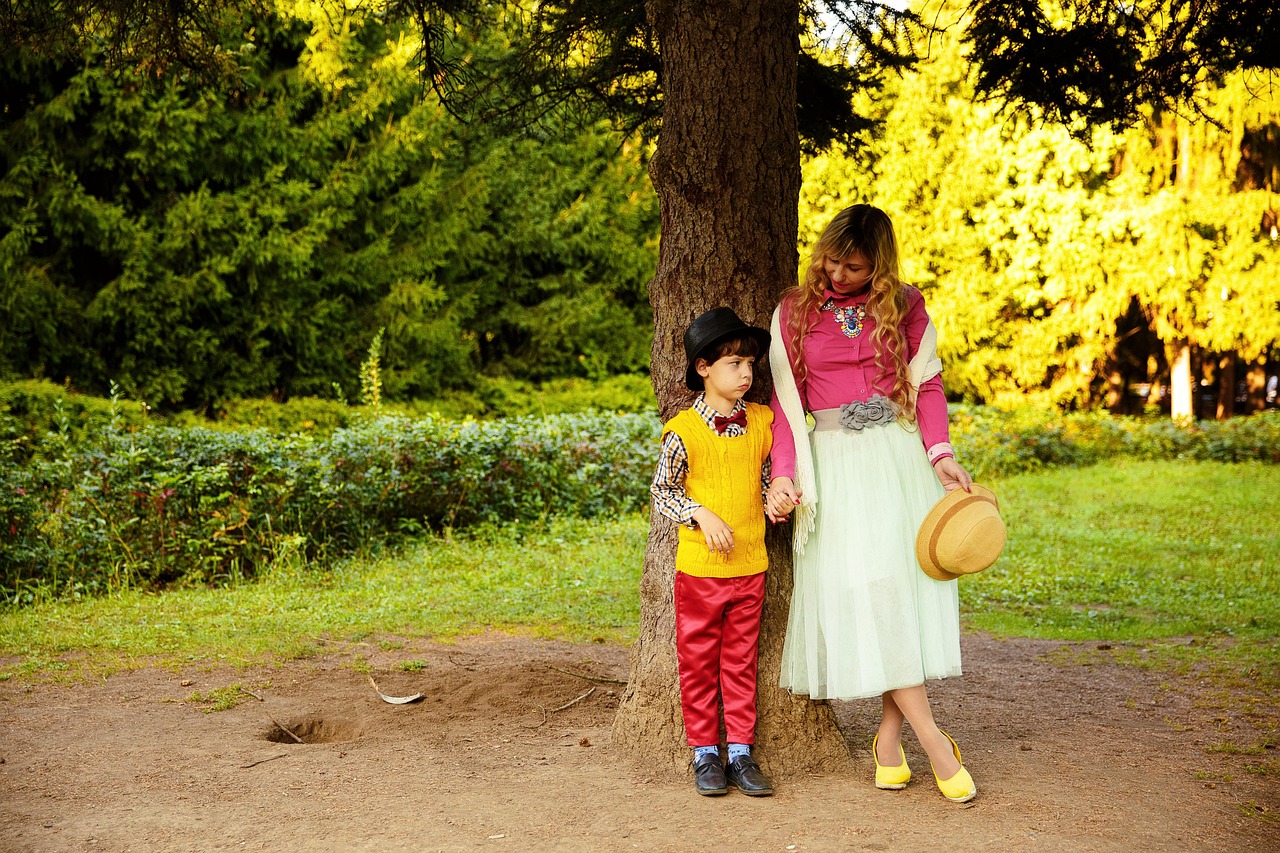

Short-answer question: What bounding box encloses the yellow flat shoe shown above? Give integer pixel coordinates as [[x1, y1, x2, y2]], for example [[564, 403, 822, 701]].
[[872, 734, 911, 790], [932, 731, 977, 803]]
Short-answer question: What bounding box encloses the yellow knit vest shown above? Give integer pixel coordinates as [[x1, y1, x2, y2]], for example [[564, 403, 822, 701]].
[[665, 402, 773, 578]]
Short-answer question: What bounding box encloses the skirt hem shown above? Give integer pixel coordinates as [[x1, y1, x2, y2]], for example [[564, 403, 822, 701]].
[[782, 669, 964, 702]]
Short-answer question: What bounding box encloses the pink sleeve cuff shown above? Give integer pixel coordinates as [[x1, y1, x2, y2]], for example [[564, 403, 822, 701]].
[[926, 442, 955, 464]]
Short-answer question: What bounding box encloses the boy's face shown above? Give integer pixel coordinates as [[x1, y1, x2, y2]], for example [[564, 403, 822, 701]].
[[696, 351, 755, 403]]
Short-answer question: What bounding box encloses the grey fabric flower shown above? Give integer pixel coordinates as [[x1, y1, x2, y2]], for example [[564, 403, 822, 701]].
[[837, 394, 900, 430]]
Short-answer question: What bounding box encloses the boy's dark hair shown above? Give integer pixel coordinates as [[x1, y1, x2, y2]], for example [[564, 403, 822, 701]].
[[682, 307, 771, 391], [698, 333, 762, 366], [690, 334, 762, 391]]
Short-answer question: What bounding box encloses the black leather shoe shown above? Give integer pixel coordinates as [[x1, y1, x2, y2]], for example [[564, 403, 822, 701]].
[[725, 754, 774, 796], [692, 753, 728, 796]]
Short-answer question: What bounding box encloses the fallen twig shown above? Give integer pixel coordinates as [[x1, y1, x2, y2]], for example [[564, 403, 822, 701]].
[[522, 706, 550, 730], [545, 665, 626, 685], [551, 687, 596, 713], [239, 686, 264, 702], [266, 712, 304, 743], [522, 686, 598, 730], [240, 753, 288, 768]]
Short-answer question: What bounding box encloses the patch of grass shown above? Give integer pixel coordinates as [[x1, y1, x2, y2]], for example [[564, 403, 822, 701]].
[[1209, 740, 1275, 757], [963, 459, 1280, 691], [1237, 801, 1280, 823], [398, 660, 427, 672], [186, 683, 249, 713], [0, 514, 647, 681]]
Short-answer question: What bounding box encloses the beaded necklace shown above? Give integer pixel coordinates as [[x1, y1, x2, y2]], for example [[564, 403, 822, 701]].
[[822, 297, 866, 339]]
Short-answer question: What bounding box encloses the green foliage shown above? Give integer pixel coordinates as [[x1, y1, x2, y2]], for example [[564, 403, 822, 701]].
[[2, 377, 657, 446], [963, 460, 1280, 648], [407, 374, 656, 420], [0, 8, 658, 408], [1, 380, 149, 457], [800, 8, 1280, 409], [174, 396, 360, 435], [0, 514, 648, 678], [950, 405, 1280, 480], [0, 409, 659, 601], [359, 328, 386, 410]]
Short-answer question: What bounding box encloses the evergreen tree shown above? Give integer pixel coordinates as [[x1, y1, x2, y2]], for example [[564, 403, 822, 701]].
[[0, 7, 658, 407]]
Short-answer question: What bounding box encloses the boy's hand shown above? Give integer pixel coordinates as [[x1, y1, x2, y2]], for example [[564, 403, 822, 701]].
[[691, 507, 735, 555], [766, 476, 802, 523]]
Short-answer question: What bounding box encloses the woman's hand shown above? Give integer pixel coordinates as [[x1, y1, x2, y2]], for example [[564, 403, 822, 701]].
[[766, 476, 802, 523], [932, 456, 972, 492]]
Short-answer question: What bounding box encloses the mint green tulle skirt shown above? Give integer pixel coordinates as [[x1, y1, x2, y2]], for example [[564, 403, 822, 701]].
[[779, 421, 962, 700]]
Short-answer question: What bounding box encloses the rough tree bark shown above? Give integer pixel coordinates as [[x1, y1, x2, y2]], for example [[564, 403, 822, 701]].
[[611, 0, 850, 777]]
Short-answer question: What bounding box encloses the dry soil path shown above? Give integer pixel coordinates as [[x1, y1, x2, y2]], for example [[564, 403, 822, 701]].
[[1, 633, 1276, 852]]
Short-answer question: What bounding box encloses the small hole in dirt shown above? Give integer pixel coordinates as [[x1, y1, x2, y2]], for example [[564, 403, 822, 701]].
[[264, 715, 361, 744]]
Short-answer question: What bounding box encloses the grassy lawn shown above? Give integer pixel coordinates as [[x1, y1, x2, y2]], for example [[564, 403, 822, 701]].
[[971, 458, 1280, 636], [1, 458, 1277, 688], [0, 516, 646, 680], [969, 459, 1280, 688]]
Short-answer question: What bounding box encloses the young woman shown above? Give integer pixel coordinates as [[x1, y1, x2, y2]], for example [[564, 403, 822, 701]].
[[766, 204, 978, 803]]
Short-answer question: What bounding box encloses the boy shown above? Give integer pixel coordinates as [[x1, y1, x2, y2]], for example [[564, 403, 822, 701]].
[[650, 307, 778, 797]]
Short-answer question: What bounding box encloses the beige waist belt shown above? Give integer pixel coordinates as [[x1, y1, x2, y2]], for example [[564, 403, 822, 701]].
[[811, 395, 903, 432], [811, 409, 844, 431]]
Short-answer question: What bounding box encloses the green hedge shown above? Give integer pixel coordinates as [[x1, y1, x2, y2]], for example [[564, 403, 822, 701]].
[[951, 405, 1280, 479], [2, 377, 658, 451], [3, 383, 1277, 605], [1, 381, 150, 456], [0, 412, 659, 602]]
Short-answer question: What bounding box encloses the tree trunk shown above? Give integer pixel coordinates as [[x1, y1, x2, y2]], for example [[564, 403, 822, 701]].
[[1170, 342, 1193, 421], [1245, 360, 1267, 413], [1215, 354, 1235, 420], [611, 0, 849, 777]]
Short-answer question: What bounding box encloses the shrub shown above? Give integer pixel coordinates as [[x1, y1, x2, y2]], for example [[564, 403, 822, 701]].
[[172, 397, 360, 435], [1, 380, 149, 460], [949, 407, 1280, 478], [0, 411, 660, 600], [3, 382, 1276, 605], [399, 375, 657, 420]]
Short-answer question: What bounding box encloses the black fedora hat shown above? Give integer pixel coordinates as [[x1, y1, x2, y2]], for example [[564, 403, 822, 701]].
[[682, 307, 771, 391]]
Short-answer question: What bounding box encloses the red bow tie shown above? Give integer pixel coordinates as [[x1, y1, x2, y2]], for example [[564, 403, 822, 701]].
[[713, 409, 747, 434]]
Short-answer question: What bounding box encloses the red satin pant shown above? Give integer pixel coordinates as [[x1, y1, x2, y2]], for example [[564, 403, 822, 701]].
[[673, 571, 766, 746]]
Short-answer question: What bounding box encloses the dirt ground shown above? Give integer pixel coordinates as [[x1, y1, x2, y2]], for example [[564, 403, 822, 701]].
[[1, 632, 1277, 853]]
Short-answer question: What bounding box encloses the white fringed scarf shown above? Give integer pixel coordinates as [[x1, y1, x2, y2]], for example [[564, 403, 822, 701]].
[[769, 303, 942, 555]]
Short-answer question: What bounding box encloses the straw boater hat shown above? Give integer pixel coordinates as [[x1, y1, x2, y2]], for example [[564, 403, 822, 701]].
[[915, 484, 1007, 581]]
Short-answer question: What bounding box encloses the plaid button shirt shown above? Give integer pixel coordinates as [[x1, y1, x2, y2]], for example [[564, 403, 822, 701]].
[[650, 396, 773, 527]]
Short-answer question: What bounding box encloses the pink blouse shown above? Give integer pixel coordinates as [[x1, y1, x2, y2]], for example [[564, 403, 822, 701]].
[[768, 285, 952, 479]]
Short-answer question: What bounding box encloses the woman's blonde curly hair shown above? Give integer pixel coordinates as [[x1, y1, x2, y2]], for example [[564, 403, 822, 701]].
[[784, 204, 915, 421]]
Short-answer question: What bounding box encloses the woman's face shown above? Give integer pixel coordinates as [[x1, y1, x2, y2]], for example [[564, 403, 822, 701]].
[[824, 251, 872, 296]]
